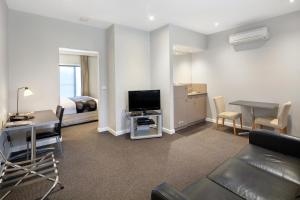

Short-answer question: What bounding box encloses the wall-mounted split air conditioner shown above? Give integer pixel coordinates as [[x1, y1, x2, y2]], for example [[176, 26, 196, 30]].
[[229, 27, 270, 45]]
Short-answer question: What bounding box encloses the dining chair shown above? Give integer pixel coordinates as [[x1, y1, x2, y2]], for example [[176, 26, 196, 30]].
[[213, 96, 242, 135], [254, 101, 291, 134], [26, 106, 64, 157], [0, 151, 63, 199]]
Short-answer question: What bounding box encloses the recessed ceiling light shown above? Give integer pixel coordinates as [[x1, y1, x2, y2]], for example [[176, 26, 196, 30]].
[[214, 22, 219, 27], [148, 15, 155, 21], [290, 0, 295, 3]]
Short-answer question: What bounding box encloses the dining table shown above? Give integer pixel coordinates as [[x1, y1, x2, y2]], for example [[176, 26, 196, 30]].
[[229, 100, 279, 134]]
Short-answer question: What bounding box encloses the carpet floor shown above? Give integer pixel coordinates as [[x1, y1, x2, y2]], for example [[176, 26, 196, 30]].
[[5, 122, 248, 200]]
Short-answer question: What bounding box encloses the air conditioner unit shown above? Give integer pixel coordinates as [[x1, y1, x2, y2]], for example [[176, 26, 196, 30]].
[[229, 27, 270, 45]]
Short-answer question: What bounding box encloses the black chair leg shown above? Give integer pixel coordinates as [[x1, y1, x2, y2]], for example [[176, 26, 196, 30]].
[[26, 141, 30, 160], [56, 136, 64, 155]]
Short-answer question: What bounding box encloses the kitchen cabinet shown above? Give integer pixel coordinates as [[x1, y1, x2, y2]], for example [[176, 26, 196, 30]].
[[174, 84, 207, 130]]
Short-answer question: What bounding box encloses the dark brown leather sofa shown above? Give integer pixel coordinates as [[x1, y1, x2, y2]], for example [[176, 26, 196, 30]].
[[152, 130, 300, 200]]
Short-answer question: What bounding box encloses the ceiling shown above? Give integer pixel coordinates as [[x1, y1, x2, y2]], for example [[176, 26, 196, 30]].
[[6, 0, 300, 34]]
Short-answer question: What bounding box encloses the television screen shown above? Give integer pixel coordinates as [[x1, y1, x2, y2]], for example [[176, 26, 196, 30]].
[[128, 90, 160, 112]]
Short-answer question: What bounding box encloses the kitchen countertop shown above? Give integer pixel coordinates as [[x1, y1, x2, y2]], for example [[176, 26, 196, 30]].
[[187, 92, 208, 96]]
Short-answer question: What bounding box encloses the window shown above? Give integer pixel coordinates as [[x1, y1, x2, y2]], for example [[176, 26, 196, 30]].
[[60, 65, 82, 97]]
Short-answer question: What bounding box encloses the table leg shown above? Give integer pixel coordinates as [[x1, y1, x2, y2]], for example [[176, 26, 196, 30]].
[[238, 106, 255, 136], [130, 118, 134, 139], [31, 126, 36, 162], [158, 115, 162, 135]]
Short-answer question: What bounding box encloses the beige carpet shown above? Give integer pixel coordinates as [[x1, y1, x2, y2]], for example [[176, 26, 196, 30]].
[[6, 122, 248, 200]]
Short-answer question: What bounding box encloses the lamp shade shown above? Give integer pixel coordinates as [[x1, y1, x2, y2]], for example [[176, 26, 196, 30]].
[[24, 88, 33, 96]]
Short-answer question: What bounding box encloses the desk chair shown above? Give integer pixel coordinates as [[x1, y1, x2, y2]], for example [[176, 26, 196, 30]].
[[213, 96, 242, 135], [0, 151, 63, 199], [254, 101, 291, 134], [26, 106, 64, 158]]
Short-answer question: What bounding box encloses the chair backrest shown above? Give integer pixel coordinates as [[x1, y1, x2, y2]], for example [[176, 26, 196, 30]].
[[55, 105, 65, 135], [213, 96, 226, 115], [277, 101, 292, 128], [56, 106, 60, 118]]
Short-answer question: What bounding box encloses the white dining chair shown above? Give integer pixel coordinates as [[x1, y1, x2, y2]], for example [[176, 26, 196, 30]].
[[255, 101, 291, 134], [213, 96, 242, 135]]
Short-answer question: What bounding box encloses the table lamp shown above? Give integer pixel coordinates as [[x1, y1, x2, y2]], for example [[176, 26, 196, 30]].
[[16, 87, 33, 116]]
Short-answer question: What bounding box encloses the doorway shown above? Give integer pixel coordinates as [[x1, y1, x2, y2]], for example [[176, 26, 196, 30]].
[[58, 48, 100, 127]]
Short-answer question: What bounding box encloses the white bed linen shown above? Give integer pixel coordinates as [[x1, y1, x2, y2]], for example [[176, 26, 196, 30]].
[[60, 97, 77, 114], [60, 96, 99, 115]]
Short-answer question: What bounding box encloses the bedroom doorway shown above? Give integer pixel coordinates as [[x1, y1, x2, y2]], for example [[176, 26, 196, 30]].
[[58, 48, 100, 127]]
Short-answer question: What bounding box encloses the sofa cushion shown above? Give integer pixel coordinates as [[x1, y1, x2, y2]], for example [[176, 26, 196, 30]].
[[218, 112, 241, 120], [297, 188, 300, 199], [182, 178, 243, 200], [152, 183, 189, 200], [208, 158, 300, 200], [249, 131, 300, 159], [237, 145, 300, 185]]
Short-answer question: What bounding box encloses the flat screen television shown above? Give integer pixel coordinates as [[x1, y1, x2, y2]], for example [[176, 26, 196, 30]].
[[128, 90, 160, 112]]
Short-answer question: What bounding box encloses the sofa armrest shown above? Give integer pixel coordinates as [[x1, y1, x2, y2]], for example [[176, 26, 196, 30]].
[[249, 130, 300, 158], [151, 183, 189, 200]]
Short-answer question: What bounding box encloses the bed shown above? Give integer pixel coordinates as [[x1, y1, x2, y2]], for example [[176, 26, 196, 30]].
[[60, 96, 98, 126]]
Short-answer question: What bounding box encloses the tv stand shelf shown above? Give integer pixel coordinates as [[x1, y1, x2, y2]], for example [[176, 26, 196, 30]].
[[128, 111, 162, 140]]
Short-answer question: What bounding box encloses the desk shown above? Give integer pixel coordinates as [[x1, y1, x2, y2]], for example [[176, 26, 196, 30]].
[[230, 100, 279, 129], [2, 110, 58, 162]]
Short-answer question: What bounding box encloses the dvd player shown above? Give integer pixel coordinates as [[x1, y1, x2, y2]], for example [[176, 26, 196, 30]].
[[137, 118, 155, 125]]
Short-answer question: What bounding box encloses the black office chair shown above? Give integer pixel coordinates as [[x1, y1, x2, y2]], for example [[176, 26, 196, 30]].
[[26, 106, 65, 157]]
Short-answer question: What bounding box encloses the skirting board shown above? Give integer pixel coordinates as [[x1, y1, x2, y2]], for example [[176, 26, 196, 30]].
[[99, 118, 251, 137], [98, 127, 175, 136], [162, 127, 175, 134], [97, 127, 109, 133], [205, 117, 252, 130], [97, 127, 130, 136]]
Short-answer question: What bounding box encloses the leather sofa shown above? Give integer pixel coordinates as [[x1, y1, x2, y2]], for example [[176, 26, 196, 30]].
[[151, 130, 300, 200]]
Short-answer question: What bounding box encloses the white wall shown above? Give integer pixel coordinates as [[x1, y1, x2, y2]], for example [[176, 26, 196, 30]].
[[170, 25, 208, 51], [106, 26, 117, 131], [0, 0, 9, 156], [59, 54, 81, 65], [173, 54, 192, 84], [107, 25, 205, 134], [192, 11, 300, 136], [0, 0, 8, 125], [150, 26, 173, 133], [8, 10, 108, 130], [167, 25, 208, 132], [110, 25, 207, 134], [114, 25, 151, 133]]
